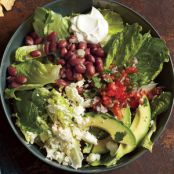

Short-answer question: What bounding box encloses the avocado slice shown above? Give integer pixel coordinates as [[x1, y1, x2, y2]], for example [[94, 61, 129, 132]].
[[85, 113, 136, 146], [92, 136, 111, 154], [91, 96, 151, 167], [92, 107, 131, 154], [115, 96, 151, 163], [121, 107, 131, 127]]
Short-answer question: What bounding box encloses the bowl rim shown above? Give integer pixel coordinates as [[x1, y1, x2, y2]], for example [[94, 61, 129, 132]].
[[0, 0, 174, 173]]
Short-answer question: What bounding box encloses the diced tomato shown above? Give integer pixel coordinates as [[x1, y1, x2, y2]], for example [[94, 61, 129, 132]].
[[124, 77, 130, 85], [129, 99, 139, 109], [112, 104, 122, 120], [102, 96, 112, 107], [108, 82, 117, 91], [99, 66, 140, 112], [125, 66, 137, 74], [128, 92, 141, 109]]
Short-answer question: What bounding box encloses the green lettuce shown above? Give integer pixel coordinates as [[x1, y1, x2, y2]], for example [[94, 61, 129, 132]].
[[105, 23, 150, 68], [150, 92, 172, 119], [141, 120, 156, 152], [5, 84, 43, 100], [100, 9, 124, 51], [141, 92, 172, 151], [129, 37, 170, 86], [32, 8, 48, 37], [101, 9, 123, 36], [69, 140, 84, 169], [33, 7, 70, 39], [105, 23, 170, 86], [15, 45, 44, 62], [5, 60, 61, 99], [47, 89, 74, 126], [13, 60, 61, 84], [15, 88, 50, 143]]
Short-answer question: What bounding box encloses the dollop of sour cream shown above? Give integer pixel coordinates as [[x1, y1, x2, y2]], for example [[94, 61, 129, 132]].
[[70, 7, 108, 44]]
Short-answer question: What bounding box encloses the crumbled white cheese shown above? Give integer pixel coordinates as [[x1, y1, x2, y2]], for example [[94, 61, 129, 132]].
[[93, 96, 100, 104], [77, 49, 85, 57], [65, 85, 84, 105], [72, 127, 83, 140], [82, 132, 98, 145], [52, 126, 74, 143], [82, 99, 92, 108], [74, 105, 85, 116], [86, 153, 101, 163], [96, 104, 108, 113], [62, 156, 71, 166], [53, 151, 65, 164]]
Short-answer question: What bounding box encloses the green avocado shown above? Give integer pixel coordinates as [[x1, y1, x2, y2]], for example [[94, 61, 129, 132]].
[[92, 136, 111, 154], [121, 107, 131, 127], [91, 95, 151, 167], [84, 113, 136, 146], [116, 96, 151, 162], [91, 108, 131, 154]]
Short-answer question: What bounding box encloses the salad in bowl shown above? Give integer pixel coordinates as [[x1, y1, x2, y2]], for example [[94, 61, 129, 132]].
[[3, 5, 172, 170]]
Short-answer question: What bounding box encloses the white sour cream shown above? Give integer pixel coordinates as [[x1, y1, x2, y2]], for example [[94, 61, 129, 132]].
[[70, 7, 108, 44]]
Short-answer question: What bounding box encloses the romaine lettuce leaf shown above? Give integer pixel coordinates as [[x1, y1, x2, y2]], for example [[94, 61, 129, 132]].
[[100, 9, 124, 51], [150, 92, 172, 119], [141, 92, 172, 151], [105, 23, 150, 68], [33, 7, 70, 39], [5, 84, 43, 100], [15, 89, 50, 143], [14, 60, 61, 84], [129, 37, 170, 86], [105, 23, 170, 86], [141, 120, 156, 152], [32, 8, 48, 37], [5, 60, 61, 99], [100, 9, 123, 36], [15, 45, 44, 62]]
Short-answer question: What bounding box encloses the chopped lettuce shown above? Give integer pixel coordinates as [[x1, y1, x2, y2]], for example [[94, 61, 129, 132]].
[[65, 84, 84, 105], [33, 7, 70, 39], [15, 45, 44, 62], [47, 89, 74, 126], [69, 140, 84, 169], [83, 143, 93, 154], [92, 76, 102, 89]]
